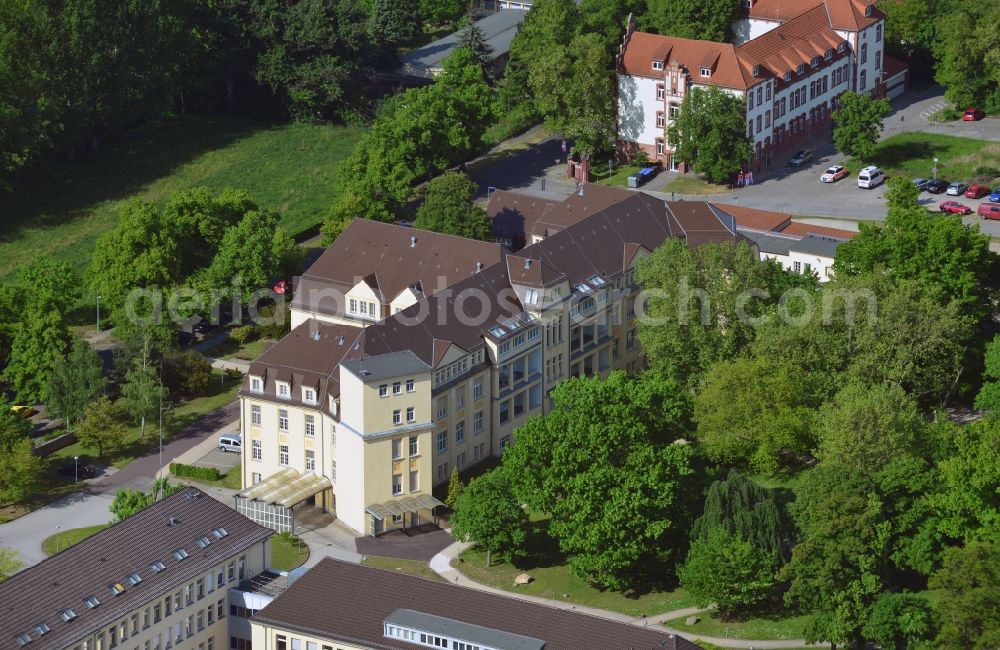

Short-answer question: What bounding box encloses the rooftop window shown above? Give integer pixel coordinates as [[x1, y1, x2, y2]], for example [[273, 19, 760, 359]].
[[150, 561, 166, 573], [212, 527, 229, 539], [172, 548, 189, 561], [797, 63, 805, 74], [16, 633, 31, 646], [752, 64, 761, 76], [109, 583, 125, 596], [589, 275, 607, 286], [126, 573, 142, 586], [84, 596, 100, 609], [700, 66, 711, 77], [196, 536, 211, 549], [33, 624, 49, 636], [574, 283, 591, 293], [652, 60, 664, 70], [60, 610, 76, 622], [489, 326, 505, 337], [784, 71, 792, 81]]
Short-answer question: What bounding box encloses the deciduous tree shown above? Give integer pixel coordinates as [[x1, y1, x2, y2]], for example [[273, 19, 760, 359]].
[[667, 86, 754, 183], [421, 0, 465, 25], [976, 334, 1000, 414], [0, 436, 42, 505], [690, 470, 790, 562], [445, 466, 465, 509], [679, 528, 777, 617], [76, 396, 129, 459], [46, 336, 106, 429], [929, 542, 1000, 649], [208, 210, 302, 302], [862, 592, 935, 649], [502, 372, 694, 589], [1, 300, 70, 404], [161, 350, 211, 398], [414, 172, 492, 240], [643, 0, 740, 42], [832, 91, 891, 161], [450, 469, 527, 567], [110, 479, 181, 522], [118, 354, 168, 442], [369, 0, 420, 48]]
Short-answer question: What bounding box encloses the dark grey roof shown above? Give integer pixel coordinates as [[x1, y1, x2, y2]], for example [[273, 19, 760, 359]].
[[0, 489, 273, 650], [253, 558, 700, 650], [738, 228, 797, 255], [789, 233, 847, 258], [385, 609, 545, 650], [341, 350, 431, 381], [398, 10, 526, 79]]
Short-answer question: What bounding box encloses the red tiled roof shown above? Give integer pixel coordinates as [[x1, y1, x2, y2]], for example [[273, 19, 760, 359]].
[[750, 0, 883, 31], [882, 54, 909, 79], [621, 32, 751, 89], [779, 221, 858, 238], [710, 203, 792, 232], [736, 4, 849, 82]]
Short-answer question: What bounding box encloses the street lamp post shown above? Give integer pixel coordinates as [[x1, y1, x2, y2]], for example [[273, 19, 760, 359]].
[[55, 525, 61, 554], [933, 157, 939, 180], [96, 295, 102, 332], [74, 455, 79, 484]]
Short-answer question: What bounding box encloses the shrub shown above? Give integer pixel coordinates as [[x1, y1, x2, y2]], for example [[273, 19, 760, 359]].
[[161, 350, 211, 397], [630, 149, 650, 167], [169, 462, 221, 481], [229, 325, 258, 346], [933, 107, 962, 122]]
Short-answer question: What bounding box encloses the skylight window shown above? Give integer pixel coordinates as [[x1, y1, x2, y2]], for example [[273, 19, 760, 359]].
[[212, 527, 229, 539], [489, 326, 505, 337], [109, 583, 126, 596], [196, 536, 211, 549], [84, 596, 100, 609], [172, 548, 189, 561], [127, 573, 142, 586], [150, 561, 166, 573], [574, 284, 592, 293], [589, 276, 607, 286], [33, 624, 49, 636], [60, 610, 76, 622], [15, 633, 31, 646]]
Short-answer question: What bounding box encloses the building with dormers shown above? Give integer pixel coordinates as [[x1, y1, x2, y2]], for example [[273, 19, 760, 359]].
[[236, 187, 752, 537], [616, 0, 900, 173]]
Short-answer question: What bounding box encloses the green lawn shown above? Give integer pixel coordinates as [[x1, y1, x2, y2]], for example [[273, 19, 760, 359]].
[[361, 555, 446, 582], [0, 117, 365, 282], [855, 133, 1000, 184], [454, 515, 694, 618], [42, 524, 111, 556], [663, 176, 730, 195], [216, 338, 269, 361], [666, 610, 812, 641], [174, 462, 243, 490], [590, 164, 643, 187], [270, 532, 309, 571]]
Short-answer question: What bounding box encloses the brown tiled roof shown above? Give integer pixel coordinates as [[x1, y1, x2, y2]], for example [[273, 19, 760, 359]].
[[253, 558, 700, 650], [0, 489, 272, 650], [621, 31, 750, 89], [749, 0, 883, 30], [736, 4, 849, 83], [486, 191, 555, 242], [779, 221, 858, 239], [882, 54, 909, 79], [711, 203, 792, 232], [531, 185, 643, 238], [291, 220, 503, 318]]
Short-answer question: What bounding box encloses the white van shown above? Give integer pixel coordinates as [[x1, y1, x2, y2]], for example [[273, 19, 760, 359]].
[[218, 434, 242, 453], [857, 166, 885, 189]]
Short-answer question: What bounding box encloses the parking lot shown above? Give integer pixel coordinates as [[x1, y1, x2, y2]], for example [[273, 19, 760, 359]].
[[191, 443, 242, 474]]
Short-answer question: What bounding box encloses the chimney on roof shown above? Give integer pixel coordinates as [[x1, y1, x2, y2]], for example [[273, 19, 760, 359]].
[[338, 336, 345, 345], [476, 261, 483, 272], [524, 259, 532, 269], [313, 331, 321, 341], [578, 186, 584, 197], [167, 517, 179, 526], [410, 236, 417, 247]]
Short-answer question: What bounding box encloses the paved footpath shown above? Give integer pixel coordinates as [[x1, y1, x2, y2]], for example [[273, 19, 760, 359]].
[[430, 540, 827, 649]]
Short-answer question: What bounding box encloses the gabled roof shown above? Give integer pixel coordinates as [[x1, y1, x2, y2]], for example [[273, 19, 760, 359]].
[[711, 203, 792, 232], [0, 490, 272, 650], [620, 31, 751, 89], [486, 190, 556, 242], [779, 222, 857, 239], [254, 558, 701, 650], [749, 0, 884, 31], [291, 220, 503, 318], [735, 4, 849, 82]]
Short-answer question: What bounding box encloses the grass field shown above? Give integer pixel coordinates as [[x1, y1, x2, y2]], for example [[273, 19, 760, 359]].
[[361, 555, 445, 582], [590, 163, 644, 187], [454, 514, 694, 618], [0, 117, 365, 282], [854, 133, 1000, 184], [270, 532, 309, 571], [42, 524, 111, 556], [666, 610, 812, 641], [664, 176, 730, 195]]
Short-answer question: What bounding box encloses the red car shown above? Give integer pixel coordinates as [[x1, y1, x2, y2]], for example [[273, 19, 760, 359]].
[[939, 200, 972, 215], [965, 184, 990, 199], [963, 107, 985, 121], [272, 280, 292, 295]]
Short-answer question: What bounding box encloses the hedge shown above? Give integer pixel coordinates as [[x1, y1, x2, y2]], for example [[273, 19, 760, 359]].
[[170, 462, 221, 481]]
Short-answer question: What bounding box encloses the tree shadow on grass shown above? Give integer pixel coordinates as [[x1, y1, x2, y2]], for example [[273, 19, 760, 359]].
[[0, 116, 270, 242], [871, 140, 951, 170]]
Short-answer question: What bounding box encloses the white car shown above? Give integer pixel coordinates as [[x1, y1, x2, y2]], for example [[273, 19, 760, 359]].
[[820, 165, 848, 183]]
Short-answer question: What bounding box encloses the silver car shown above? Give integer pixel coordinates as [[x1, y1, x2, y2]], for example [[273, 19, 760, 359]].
[[946, 182, 968, 196]]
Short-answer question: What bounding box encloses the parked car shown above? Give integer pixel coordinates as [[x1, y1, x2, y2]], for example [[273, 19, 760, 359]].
[[963, 107, 985, 121], [925, 179, 949, 194], [57, 461, 98, 479], [821, 165, 848, 182], [272, 280, 292, 295], [965, 184, 990, 199], [911, 177, 930, 191], [979, 203, 1000, 220], [789, 149, 813, 167], [939, 201, 972, 215], [219, 434, 242, 453], [990, 187, 1000, 202], [946, 182, 968, 196], [857, 166, 885, 189]]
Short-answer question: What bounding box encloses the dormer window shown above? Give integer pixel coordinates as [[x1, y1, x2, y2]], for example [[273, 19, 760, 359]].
[[838, 42, 847, 53], [824, 49, 833, 61], [811, 56, 820, 67], [784, 71, 792, 82], [303, 388, 316, 404], [524, 288, 539, 305], [796, 64, 805, 74], [652, 60, 664, 70], [330, 396, 338, 415], [864, 4, 872, 16], [699, 67, 711, 77], [752, 64, 761, 76], [276, 382, 290, 399], [250, 376, 262, 392]]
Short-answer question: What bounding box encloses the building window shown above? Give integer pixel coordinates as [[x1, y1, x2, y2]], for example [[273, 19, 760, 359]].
[[652, 59, 664, 70], [278, 409, 288, 431], [766, 84, 771, 101], [765, 110, 771, 128], [392, 474, 403, 496], [279, 445, 289, 466], [392, 381, 401, 395], [860, 70, 867, 90], [748, 91, 754, 110], [456, 421, 465, 444], [392, 409, 402, 424], [305, 450, 315, 471], [406, 379, 415, 392], [626, 329, 636, 351], [784, 71, 792, 82], [875, 51, 881, 69], [277, 382, 290, 399], [406, 406, 415, 422], [252, 439, 262, 461], [438, 463, 449, 482], [250, 377, 262, 392], [437, 430, 448, 452], [409, 469, 419, 492], [756, 115, 762, 132], [655, 139, 664, 155], [700, 66, 710, 77], [861, 43, 867, 64], [793, 261, 802, 273], [303, 388, 316, 403], [251, 405, 261, 426], [656, 111, 665, 127], [876, 24, 882, 42], [393, 438, 403, 459], [747, 119, 753, 137], [252, 472, 261, 484], [409, 436, 419, 456], [379, 384, 388, 397], [473, 378, 483, 400], [473, 410, 483, 434], [656, 84, 665, 100], [304, 414, 315, 436], [331, 460, 336, 483]]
